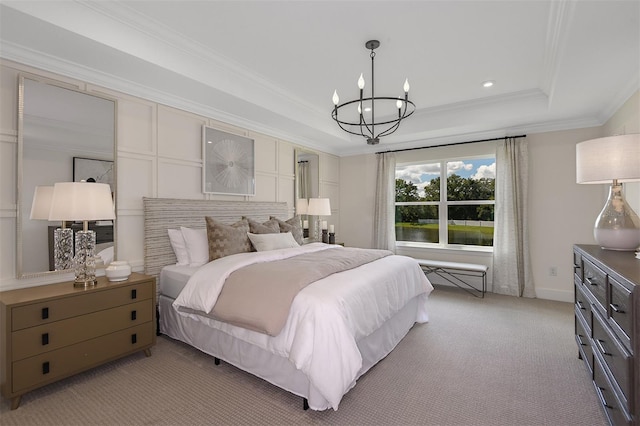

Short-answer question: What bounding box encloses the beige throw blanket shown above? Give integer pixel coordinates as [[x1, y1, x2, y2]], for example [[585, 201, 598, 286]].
[[211, 247, 392, 336]]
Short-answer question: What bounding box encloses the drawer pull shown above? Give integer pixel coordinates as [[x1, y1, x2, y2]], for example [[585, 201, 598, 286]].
[[131, 310, 137, 321], [587, 277, 599, 286], [131, 333, 137, 344], [41, 307, 49, 320], [41, 333, 49, 346], [576, 334, 587, 347], [609, 303, 625, 314], [596, 386, 613, 409], [594, 339, 612, 356], [42, 362, 50, 375], [131, 289, 137, 300], [576, 300, 586, 310]]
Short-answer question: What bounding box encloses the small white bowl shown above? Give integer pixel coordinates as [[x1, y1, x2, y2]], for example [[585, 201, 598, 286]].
[[105, 261, 132, 282]]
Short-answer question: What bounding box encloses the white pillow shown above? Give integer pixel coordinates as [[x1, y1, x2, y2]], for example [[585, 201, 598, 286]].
[[247, 232, 300, 252], [168, 229, 190, 266], [181, 227, 209, 267]]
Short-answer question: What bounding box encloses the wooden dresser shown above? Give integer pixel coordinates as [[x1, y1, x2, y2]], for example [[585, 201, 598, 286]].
[[0, 273, 156, 409], [573, 245, 639, 426]]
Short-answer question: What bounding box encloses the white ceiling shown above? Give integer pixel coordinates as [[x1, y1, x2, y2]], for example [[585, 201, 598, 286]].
[[1, 1, 638, 156]]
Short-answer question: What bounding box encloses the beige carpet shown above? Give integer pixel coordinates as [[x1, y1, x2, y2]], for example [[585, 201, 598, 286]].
[[0, 286, 608, 425]]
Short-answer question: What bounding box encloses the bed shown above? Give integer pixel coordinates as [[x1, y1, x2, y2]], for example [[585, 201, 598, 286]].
[[143, 197, 433, 411]]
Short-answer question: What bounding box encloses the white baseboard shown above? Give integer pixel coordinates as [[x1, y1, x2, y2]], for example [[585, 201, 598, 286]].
[[534, 287, 573, 303]]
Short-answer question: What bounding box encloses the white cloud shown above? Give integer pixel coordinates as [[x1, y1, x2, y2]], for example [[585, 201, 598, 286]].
[[396, 164, 440, 184], [471, 162, 496, 180], [446, 161, 473, 175]]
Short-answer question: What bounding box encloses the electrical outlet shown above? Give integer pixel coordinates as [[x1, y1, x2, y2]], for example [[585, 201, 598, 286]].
[[549, 266, 558, 277]]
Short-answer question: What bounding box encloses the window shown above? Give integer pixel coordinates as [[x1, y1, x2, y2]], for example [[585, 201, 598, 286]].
[[395, 157, 495, 247]]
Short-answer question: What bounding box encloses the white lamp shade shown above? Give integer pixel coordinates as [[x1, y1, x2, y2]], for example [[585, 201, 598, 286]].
[[307, 198, 331, 216], [29, 186, 54, 220], [296, 198, 308, 215], [49, 182, 115, 221], [576, 134, 640, 184]]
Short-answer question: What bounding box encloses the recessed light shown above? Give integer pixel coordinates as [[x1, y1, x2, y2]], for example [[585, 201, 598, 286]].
[[482, 80, 494, 88]]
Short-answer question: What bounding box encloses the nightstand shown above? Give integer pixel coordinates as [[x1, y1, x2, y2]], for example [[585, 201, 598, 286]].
[[0, 273, 156, 409]]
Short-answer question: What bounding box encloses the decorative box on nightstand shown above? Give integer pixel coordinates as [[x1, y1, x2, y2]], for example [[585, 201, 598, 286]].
[[0, 273, 156, 409]]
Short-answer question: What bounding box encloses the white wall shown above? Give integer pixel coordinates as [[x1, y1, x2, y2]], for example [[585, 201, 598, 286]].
[[0, 60, 340, 291], [339, 99, 639, 303]]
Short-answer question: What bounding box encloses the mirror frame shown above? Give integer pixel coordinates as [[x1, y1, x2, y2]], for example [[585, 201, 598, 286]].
[[17, 74, 118, 279]]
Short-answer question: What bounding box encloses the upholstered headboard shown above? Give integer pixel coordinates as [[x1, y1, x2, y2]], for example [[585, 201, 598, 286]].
[[143, 197, 288, 280]]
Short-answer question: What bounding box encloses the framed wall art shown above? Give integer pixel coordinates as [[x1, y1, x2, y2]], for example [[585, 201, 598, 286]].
[[202, 126, 255, 196], [73, 157, 114, 191]]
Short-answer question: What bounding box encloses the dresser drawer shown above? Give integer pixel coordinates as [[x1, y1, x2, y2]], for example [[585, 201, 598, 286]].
[[583, 258, 607, 312], [575, 281, 591, 332], [11, 323, 153, 394], [12, 300, 153, 360], [11, 282, 153, 331], [609, 276, 632, 346], [575, 308, 593, 374], [573, 250, 583, 282], [593, 356, 632, 426], [592, 310, 632, 411]]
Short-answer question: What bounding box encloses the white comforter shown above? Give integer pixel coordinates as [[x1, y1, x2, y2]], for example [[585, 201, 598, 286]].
[[173, 243, 433, 410]]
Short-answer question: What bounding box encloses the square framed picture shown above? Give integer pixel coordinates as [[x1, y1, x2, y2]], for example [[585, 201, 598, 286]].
[[202, 126, 255, 196], [73, 157, 114, 191]]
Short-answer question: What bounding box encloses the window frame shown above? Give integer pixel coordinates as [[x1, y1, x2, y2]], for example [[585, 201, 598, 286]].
[[395, 154, 495, 251]]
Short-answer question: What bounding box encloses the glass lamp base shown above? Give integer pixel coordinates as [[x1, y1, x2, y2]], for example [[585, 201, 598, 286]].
[[74, 230, 97, 287], [54, 228, 74, 271], [594, 183, 640, 251]]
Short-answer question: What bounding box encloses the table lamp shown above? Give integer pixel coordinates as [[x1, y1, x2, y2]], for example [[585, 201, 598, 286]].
[[49, 181, 115, 286], [576, 134, 640, 251]]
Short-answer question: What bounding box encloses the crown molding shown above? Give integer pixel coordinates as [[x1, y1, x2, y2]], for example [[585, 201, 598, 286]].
[[1, 43, 343, 155], [540, 0, 576, 103]]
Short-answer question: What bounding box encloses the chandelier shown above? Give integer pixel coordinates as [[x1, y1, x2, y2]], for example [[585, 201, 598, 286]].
[[331, 40, 415, 145]]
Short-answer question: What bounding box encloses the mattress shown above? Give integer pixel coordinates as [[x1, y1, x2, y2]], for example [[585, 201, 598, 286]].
[[159, 264, 199, 299]]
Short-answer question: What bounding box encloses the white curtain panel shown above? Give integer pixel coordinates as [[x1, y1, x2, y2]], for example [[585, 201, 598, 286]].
[[298, 161, 310, 199], [493, 138, 535, 297], [373, 152, 397, 252]]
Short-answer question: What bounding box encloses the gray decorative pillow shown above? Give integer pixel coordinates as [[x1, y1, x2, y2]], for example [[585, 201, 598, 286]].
[[271, 216, 304, 245], [245, 217, 280, 234], [205, 217, 252, 261]]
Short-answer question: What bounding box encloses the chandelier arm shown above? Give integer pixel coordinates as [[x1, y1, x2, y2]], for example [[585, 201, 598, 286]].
[[334, 117, 371, 137], [376, 100, 416, 137]]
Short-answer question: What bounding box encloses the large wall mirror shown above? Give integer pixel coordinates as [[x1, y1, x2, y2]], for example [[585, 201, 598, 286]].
[[295, 148, 319, 205], [17, 75, 116, 278]]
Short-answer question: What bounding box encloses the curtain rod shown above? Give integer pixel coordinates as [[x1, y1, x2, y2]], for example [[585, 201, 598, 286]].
[[375, 134, 527, 154]]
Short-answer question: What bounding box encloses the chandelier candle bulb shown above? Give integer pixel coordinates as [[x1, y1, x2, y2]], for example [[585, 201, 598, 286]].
[[332, 90, 339, 105], [358, 73, 365, 89], [404, 79, 410, 93]]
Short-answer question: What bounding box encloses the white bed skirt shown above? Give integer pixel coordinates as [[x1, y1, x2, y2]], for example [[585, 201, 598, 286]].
[[159, 294, 421, 410]]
